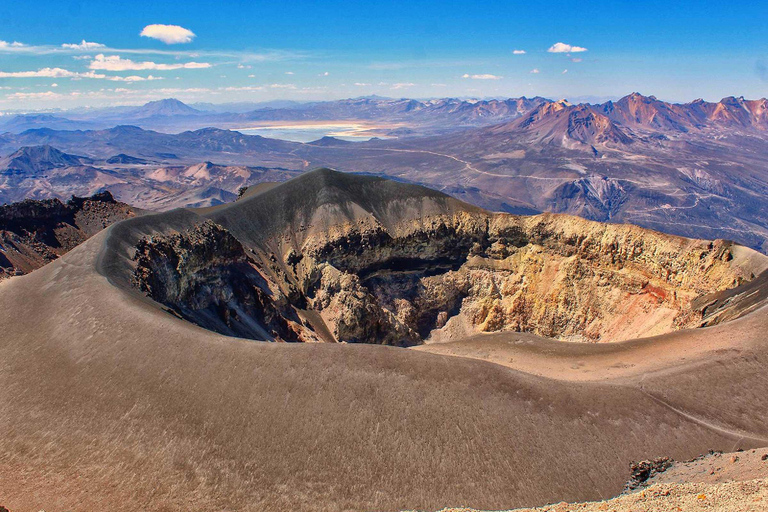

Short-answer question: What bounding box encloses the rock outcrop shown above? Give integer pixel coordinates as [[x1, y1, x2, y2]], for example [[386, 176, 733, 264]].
[[0, 191, 135, 279], [626, 457, 674, 491], [133, 220, 315, 343], [132, 169, 768, 345]]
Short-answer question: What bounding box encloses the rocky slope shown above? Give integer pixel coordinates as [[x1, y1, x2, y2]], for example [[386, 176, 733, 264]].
[[134, 220, 313, 342], [0, 191, 135, 278], [131, 169, 768, 345]]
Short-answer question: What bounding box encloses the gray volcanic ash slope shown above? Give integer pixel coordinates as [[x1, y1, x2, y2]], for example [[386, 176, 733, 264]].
[[1, 170, 768, 512]]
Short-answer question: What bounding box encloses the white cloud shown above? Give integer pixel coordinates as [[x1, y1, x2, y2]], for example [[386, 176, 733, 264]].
[[89, 54, 211, 71], [248, 74, 256, 78], [0, 66, 163, 82], [547, 42, 588, 53], [62, 40, 105, 50], [530, 68, 540, 74], [562, 69, 568, 74], [108, 74, 164, 82], [51, 83, 58, 87], [285, 71, 294, 75], [431, 83, 447, 87], [0, 67, 82, 78], [270, 83, 297, 89], [512, 50, 526, 55], [221, 86, 265, 91], [462, 73, 502, 80], [6, 91, 63, 100], [237, 64, 252, 69], [140, 24, 196, 44], [354, 82, 371, 86], [391, 82, 415, 89], [0, 41, 304, 64], [571, 57, 583, 63], [320, 71, 329, 76]]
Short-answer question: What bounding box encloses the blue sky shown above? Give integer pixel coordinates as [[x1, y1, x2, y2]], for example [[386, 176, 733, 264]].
[[0, 0, 766, 110]]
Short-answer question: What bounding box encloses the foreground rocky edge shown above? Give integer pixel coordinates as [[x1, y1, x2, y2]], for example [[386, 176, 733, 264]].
[[130, 169, 768, 345], [424, 479, 767, 512], [416, 448, 768, 512]]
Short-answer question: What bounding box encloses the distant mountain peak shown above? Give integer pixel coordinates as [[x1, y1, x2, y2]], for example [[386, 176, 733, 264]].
[[492, 100, 633, 146], [0, 145, 85, 174], [625, 92, 657, 101], [132, 98, 202, 118], [8, 144, 72, 160], [144, 98, 195, 108]]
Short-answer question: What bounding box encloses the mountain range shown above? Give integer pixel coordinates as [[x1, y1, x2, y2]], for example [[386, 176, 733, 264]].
[[0, 96, 551, 134], [4, 94, 767, 136], [2, 93, 768, 252]]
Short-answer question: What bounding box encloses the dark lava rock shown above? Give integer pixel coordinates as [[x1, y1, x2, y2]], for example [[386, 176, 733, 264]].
[[626, 457, 673, 490]]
